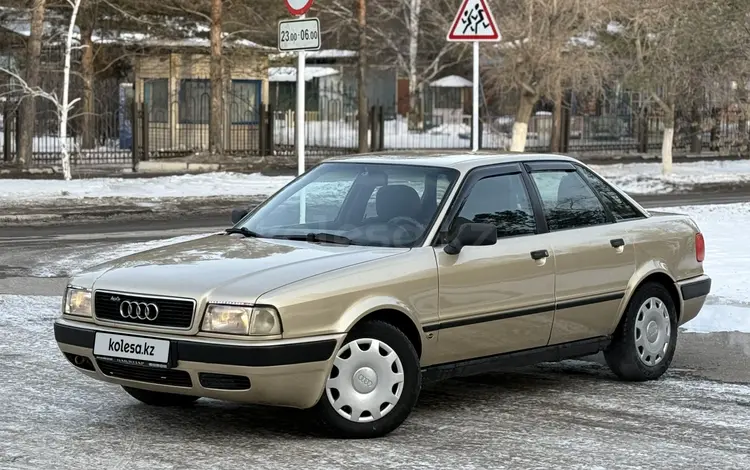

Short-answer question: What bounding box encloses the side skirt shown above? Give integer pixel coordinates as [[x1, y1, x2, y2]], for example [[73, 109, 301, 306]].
[[421, 336, 611, 384]]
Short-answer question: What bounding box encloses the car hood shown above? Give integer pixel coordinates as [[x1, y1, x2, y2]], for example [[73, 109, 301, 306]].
[[75, 233, 407, 304]]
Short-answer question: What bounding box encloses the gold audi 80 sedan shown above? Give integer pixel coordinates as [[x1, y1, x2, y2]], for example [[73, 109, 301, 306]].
[[54, 152, 711, 438]]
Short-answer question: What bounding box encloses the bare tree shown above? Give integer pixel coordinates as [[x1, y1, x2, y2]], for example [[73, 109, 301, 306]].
[[17, 0, 47, 167], [209, 0, 223, 155], [604, 0, 744, 172], [368, 0, 468, 130], [357, 0, 368, 152], [483, 0, 613, 152], [323, 0, 468, 131], [1, 0, 83, 179], [78, 0, 96, 149]]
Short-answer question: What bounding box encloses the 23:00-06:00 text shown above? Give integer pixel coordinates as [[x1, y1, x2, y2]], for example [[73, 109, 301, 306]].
[[280, 28, 318, 42]]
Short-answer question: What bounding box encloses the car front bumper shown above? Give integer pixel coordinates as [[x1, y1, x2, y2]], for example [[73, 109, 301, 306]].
[[54, 319, 344, 409]]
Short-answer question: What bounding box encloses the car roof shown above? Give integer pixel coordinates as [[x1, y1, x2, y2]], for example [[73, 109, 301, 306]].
[[324, 150, 582, 172]]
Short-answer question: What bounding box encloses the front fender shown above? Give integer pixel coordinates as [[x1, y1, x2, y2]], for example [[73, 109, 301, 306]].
[[333, 295, 425, 339]]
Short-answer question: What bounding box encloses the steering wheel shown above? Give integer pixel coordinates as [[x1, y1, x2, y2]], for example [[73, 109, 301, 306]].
[[387, 216, 426, 235]]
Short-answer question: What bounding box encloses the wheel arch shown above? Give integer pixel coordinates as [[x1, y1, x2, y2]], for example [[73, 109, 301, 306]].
[[338, 301, 424, 359], [613, 268, 682, 332]]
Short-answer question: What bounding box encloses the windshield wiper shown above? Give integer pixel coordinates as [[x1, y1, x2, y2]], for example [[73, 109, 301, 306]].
[[274, 232, 356, 245], [225, 227, 262, 238]]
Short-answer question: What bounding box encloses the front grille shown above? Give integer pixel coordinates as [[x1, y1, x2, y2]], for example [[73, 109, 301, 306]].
[[97, 360, 193, 387], [94, 291, 195, 329], [199, 372, 251, 390]]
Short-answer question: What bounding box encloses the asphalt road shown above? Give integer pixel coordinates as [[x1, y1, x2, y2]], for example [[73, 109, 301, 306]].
[[1, 191, 749, 468], [2, 187, 750, 240]]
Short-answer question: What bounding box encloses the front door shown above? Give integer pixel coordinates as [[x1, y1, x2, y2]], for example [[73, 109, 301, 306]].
[[430, 165, 557, 365], [525, 162, 637, 345]]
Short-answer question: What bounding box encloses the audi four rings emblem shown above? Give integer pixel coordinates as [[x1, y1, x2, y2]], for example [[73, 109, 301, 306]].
[[119, 301, 159, 321]]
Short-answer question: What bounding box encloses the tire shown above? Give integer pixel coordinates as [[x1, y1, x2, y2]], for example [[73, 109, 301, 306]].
[[122, 386, 200, 407], [604, 282, 678, 381], [315, 320, 421, 438]]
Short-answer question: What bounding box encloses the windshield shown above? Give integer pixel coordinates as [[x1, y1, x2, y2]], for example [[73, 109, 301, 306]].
[[237, 162, 459, 247]]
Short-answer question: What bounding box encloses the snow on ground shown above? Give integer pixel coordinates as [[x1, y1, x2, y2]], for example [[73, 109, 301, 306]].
[[0, 172, 294, 204], [273, 117, 513, 149], [651, 202, 750, 333], [591, 159, 750, 194], [3, 159, 750, 206], [681, 304, 750, 334]]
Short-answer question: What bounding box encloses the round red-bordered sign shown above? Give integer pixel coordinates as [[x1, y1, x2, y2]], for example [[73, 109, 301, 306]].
[[285, 0, 314, 16]]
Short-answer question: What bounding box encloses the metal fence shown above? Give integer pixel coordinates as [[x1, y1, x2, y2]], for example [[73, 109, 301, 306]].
[[3, 78, 749, 167], [1, 78, 133, 166], [269, 81, 749, 157]]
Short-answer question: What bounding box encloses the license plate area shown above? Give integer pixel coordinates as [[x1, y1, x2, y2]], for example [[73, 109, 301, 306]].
[[94, 332, 174, 369]]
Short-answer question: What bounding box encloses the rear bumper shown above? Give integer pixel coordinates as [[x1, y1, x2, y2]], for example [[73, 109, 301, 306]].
[[54, 319, 344, 409], [676, 274, 711, 326]]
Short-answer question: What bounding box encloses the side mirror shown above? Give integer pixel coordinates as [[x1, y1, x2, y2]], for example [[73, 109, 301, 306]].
[[231, 208, 249, 224], [444, 223, 497, 255]]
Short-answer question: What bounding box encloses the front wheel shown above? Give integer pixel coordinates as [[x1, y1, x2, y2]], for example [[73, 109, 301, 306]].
[[604, 282, 678, 381], [122, 386, 200, 407], [316, 320, 421, 438]]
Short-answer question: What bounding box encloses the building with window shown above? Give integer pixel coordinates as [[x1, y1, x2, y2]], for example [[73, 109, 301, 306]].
[[135, 44, 271, 153]]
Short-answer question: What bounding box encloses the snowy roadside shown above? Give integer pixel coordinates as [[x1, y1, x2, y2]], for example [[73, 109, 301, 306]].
[[645, 202, 750, 334], [590, 159, 750, 195], [1, 159, 750, 208]]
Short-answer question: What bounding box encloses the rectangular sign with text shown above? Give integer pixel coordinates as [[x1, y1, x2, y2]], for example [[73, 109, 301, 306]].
[[278, 17, 321, 52]]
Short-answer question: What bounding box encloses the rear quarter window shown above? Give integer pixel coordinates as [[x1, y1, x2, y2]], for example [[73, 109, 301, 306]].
[[578, 166, 643, 221]]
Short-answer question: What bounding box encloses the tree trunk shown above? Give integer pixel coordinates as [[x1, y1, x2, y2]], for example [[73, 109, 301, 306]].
[[689, 98, 701, 154], [406, 0, 422, 131], [209, 0, 223, 155], [549, 81, 563, 153], [357, 0, 368, 153], [661, 103, 675, 175], [18, 0, 46, 167], [511, 91, 536, 152], [60, 0, 83, 181], [80, 11, 95, 150]]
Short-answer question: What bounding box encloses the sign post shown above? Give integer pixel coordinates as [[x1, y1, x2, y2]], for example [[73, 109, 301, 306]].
[[280, 0, 317, 176], [280, 0, 317, 223], [447, 0, 501, 152]]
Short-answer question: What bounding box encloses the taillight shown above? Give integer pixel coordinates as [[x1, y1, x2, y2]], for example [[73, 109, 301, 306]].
[[695, 232, 705, 262]]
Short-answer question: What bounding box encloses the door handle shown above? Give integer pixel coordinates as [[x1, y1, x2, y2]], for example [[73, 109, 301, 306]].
[[610, 238, 625, 248], [530, 249, 549, 260]]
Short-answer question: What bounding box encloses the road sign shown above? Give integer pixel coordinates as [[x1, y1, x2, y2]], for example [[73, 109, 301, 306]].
[[447, 0, 500, 152], [447, 0, 501, 42], [278, 17, 321, 52], [285, 0, 314, 16]]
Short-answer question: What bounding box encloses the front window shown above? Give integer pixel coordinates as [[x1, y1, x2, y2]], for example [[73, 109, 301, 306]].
[[448, 173, 537, 240], [237, 162, 459, 247]]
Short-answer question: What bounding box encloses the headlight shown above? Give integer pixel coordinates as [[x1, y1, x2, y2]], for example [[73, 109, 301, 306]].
[[201, 304, 282, 336], [64, 287, 92, 317]]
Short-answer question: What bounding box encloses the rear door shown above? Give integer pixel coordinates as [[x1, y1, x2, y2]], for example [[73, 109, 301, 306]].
[[524, 161, 637, 345], [429, 164, 557, 364]]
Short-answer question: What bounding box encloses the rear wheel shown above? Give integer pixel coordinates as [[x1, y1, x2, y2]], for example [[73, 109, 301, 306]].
[[122, 386, 200, 406], [316, 320, 421, 438], [604, 282, 678, 381]]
